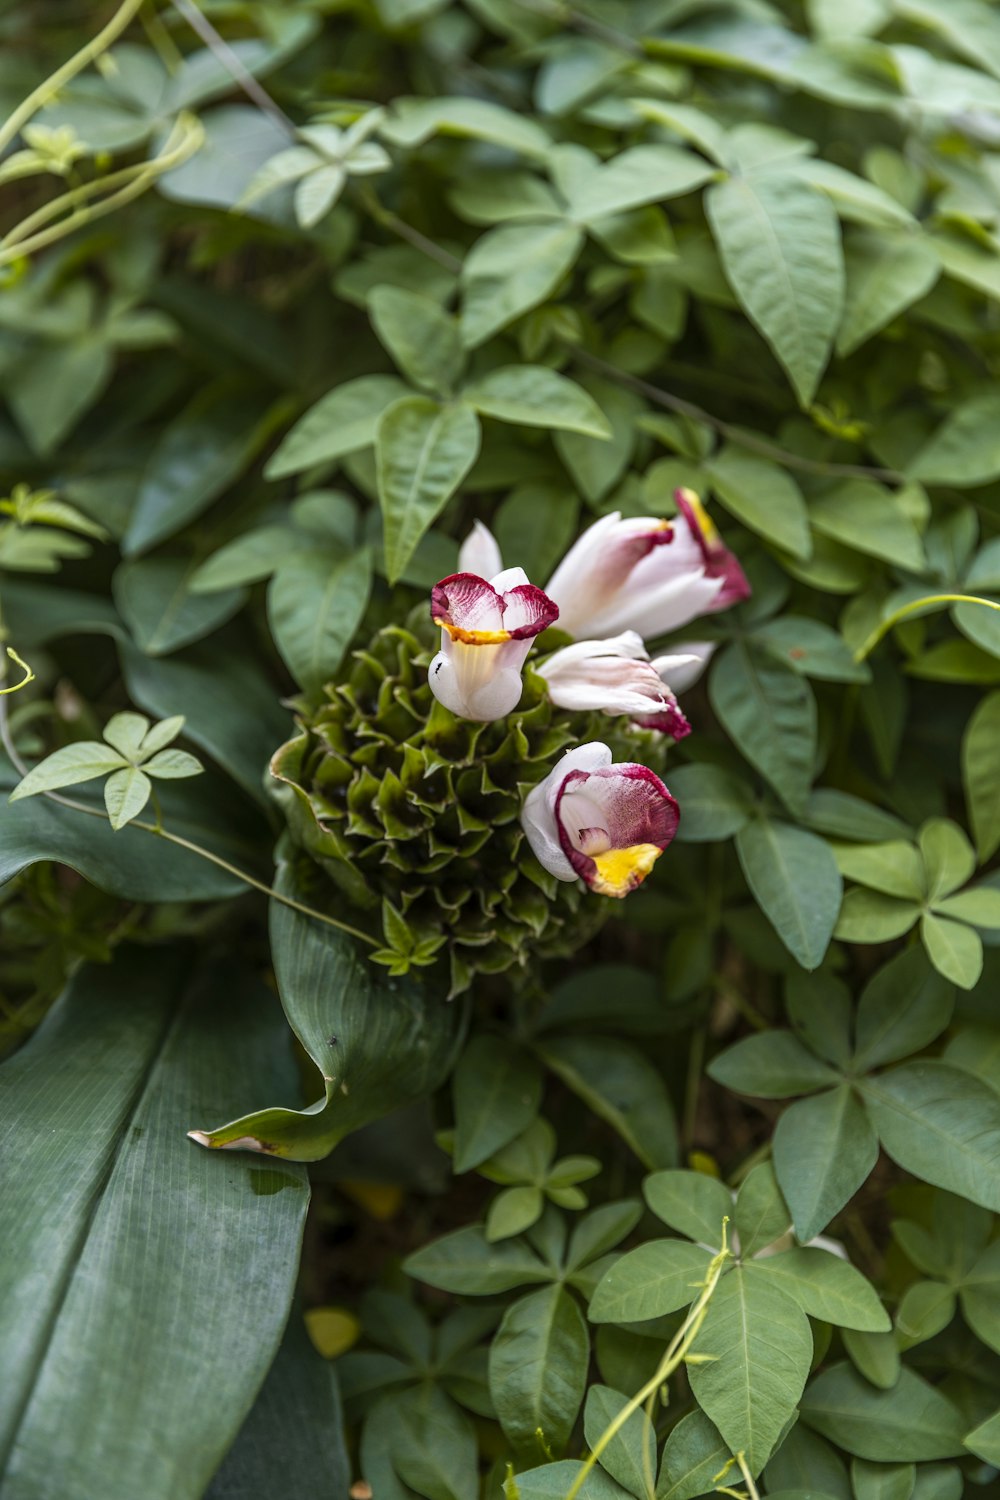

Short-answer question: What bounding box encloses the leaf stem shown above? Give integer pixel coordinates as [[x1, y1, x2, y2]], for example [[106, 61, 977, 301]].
[[853, 592, 1000, 663]]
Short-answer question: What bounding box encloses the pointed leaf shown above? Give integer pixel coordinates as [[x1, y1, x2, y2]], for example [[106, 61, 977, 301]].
[[103, 766, 152, 830], [463, 365, 611, 437], [588, 1240, 713, 1323], [9, 741, 127, 800], [736, 817, 842, 970], [710, 642, 817, 817], [774, 1086, 879, 1241], [453, 1035, 543, 1174], [376, 397, 481, 584], [801, 1364, 965, 1461], [750, 1247, 889, 1331], [489, 1285, 589, 1459], [265, 375, 409, 479], [267, 548, 372, 694]]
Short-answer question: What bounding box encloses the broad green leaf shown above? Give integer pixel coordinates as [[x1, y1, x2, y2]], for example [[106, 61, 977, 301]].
[[919, 818, 975, 900], [460, 221, 584, 347], [706, 174, 843, 405], [369, 285, 465, 395], [588, 1239, 713, 1324], [124, 387, 283, 555], [0, 953, 309, 1499], [554, 376, 643, 502], [656, 1408, 732, 1500], [494, 483, 579, 582], [944, 1024, 1000, 1096], [834, 888, 921, 943], [189, 863, 463, 1160], [710, 642, 817, 817], [114, 555, 246, 656], [205, 1313, 350, 1500], [910, 390, 1000, 488], [265, 375, 409, 479], [708, 1031, 840, 1098], [644, 1169, 734, 1247], [750, 1247, 890, 1331], [800, 1364, 965, 1461], [143, 749, 203, 780], [785, 971, 853, 1069], [705, 447, 811, 560], [537, 1036, 678, 1169], [851, 1460, 915, 1500], [736, 817, 842, 970], [688, 1266, 813, 1474], [735, 1161, 790, 1257], [565, 1202, 643, 1273], [804, 791, 911, 845], [565, 144, 717, 224], [830, 840, 925, 900], [895, 1280, 955, 1347], [512, 1460, 633, 1499], [853, 947, 954, 1071], [862, 1061, 1000, 1211], [584, 1385, 656, 1498], [189, 526, 303, 593], [667, 764, 754, 843], [405, 1224, 552, 1295], [765, 1423, 851, 1500], [920, 912, 982, 990], [8, 741, 126, 800], [378, 95, 550, 157], [773, 1086, 879, 1241], [104, 765, 152, 830], [294, 163, 345, 227], [7, 337, 112, 457], [489, 1285, 589, 1458], [935, 886, 1000, 926], [376, 396, 481, 584], [267, 548, 372, 694], [464, 365, 611, 437], [753, 617, 870, 683], [392, 1386, 478, 1499], [453, 1035, 543, 1173], [102, 711, 152, 758], [809, 481, 926, 572], [837, 231, 939, 355], [487, 1185, 544, 1242]]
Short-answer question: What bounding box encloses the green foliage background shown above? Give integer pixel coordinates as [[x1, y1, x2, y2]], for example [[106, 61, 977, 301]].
[[6, 0, 1000, 1495]]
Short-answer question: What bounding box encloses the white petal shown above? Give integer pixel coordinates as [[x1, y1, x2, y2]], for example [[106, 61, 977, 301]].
[[652, 642, 717, 692], [520, 743, 613, 882], [458, 520, 503, 578], [491, 565, 529, 593]]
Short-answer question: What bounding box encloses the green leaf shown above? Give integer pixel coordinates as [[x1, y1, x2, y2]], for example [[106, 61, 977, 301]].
[[834, 888, 921, 943], [102, 710, 152, 758], [710, 642, 817, 817], [487, 1185, 545, 1242], [588, 1239, 713, 1323], [565, 1202, 643, 1273], [837, 230, 939, 355], [406, 1224, 553, 1295], [764, 1423, 852, 1500], [773, 1086, 879, 1241], [189, 863, 463, 1160], [965, 1410, 1000, 1466], [964, 692, 1000, 864], [895, 1280, 955, 1347], [537, 1036, 678, 1169], [800, 1364, 965, 1460], [392, 1386, 478, 1500], [205, 1313, 350, 1500], [863, 1061, 1000, 1210], [565, 144, 716, 224], [920, 819, 975, 901], [379, 95, 550, 157], [8, 741, 126, 800], [369, 285, 465, 395], [644, 1169, 734, 1247], [736, 817, 842, 970], [143, 748, 203, 780], [831, 840, 925, 900], [494, 483, 579, 582], [910, 390, 1000, 488], [920, 912, 982, 990], [267, 548, 372, 694], [657, 1408, 732, 1500], [464, 365, 611, 437], [8, 336, 113, 457], [752, 1247, 890, 1331], [114, 555, 246, 656], [0, 952, 309, 1499], [805, 789, 911, 844], [460, 221, 584, 348], [935, 886, 1000, 926], [753, 616, 870, 683], [104, 765, 152, 830], [265, 375, 409, 479], [735, 1161, 790, 1258], [376, 396, 481, 584], [850, 1460, 915, 1500], [853, 947, 954, 1071], [705, 447, 811, 561], [786, 970, 853, 1069], [809, 481, 926, 572], [511, 1460, 633, 1499], [668, 764, 754, 843], [842, 1329, 900, 1391], [584, 1385, 656, 1498], [554, 376, 643, 502], [708, 1031, 840, 1098], [453, 1035, 543, 1174], [688, 1266, 813, 1475], [294, 163, 345, 227], [490, 1285, 589, 1460], [189, 526, 303, 593], [124, 387, 282, 556], [706, 174, 843, 405]]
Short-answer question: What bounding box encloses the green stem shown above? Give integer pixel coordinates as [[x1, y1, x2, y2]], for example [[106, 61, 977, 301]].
[[0, 0, 147, 156], [854, 592, 1000, 663], [0, 648, 34, 696]]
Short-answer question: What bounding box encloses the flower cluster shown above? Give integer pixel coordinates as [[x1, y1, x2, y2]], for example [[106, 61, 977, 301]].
[[429, 489, 750, 901]]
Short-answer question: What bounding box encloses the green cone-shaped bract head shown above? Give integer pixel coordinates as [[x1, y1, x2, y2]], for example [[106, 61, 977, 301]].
[[270, 621, 667, 995]]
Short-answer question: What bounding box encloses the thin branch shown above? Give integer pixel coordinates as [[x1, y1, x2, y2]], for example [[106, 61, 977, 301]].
[[854, 591, 1000, 662], [168, 0, 297, 134]]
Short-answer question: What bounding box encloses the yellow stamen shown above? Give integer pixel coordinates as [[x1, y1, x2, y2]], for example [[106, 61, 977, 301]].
[[435, 619, 512, 645], [590, 843, 662, 897], [679, 489, 719, 544]]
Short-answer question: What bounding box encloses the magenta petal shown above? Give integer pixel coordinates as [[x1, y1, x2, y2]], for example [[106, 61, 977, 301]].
[[554, 763, 679, 891], [635, 700, 692, 740], [431, 573, 505, 633], [675, 490, 752, 610], [501, 583, 559, 640]]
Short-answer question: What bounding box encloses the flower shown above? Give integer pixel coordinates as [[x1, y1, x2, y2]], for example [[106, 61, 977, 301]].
[[521, 742, 679, 898], [537, 631, 695, 740], [428, 567, 558, 722], [458, 519, 503, 579], [544, 492, 750, 640]]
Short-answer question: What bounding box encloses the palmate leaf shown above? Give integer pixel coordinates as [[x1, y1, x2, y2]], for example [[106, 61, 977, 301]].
[[0, 951, 309, 1500], [188, 862, 464, 1161]]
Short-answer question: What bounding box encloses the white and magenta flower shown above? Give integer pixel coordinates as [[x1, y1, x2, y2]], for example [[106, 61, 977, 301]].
[[537, 631, 695, 740], [428, 567, 558, 722], [544, 492, 750, 641], [521, 742, 680, 898]]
